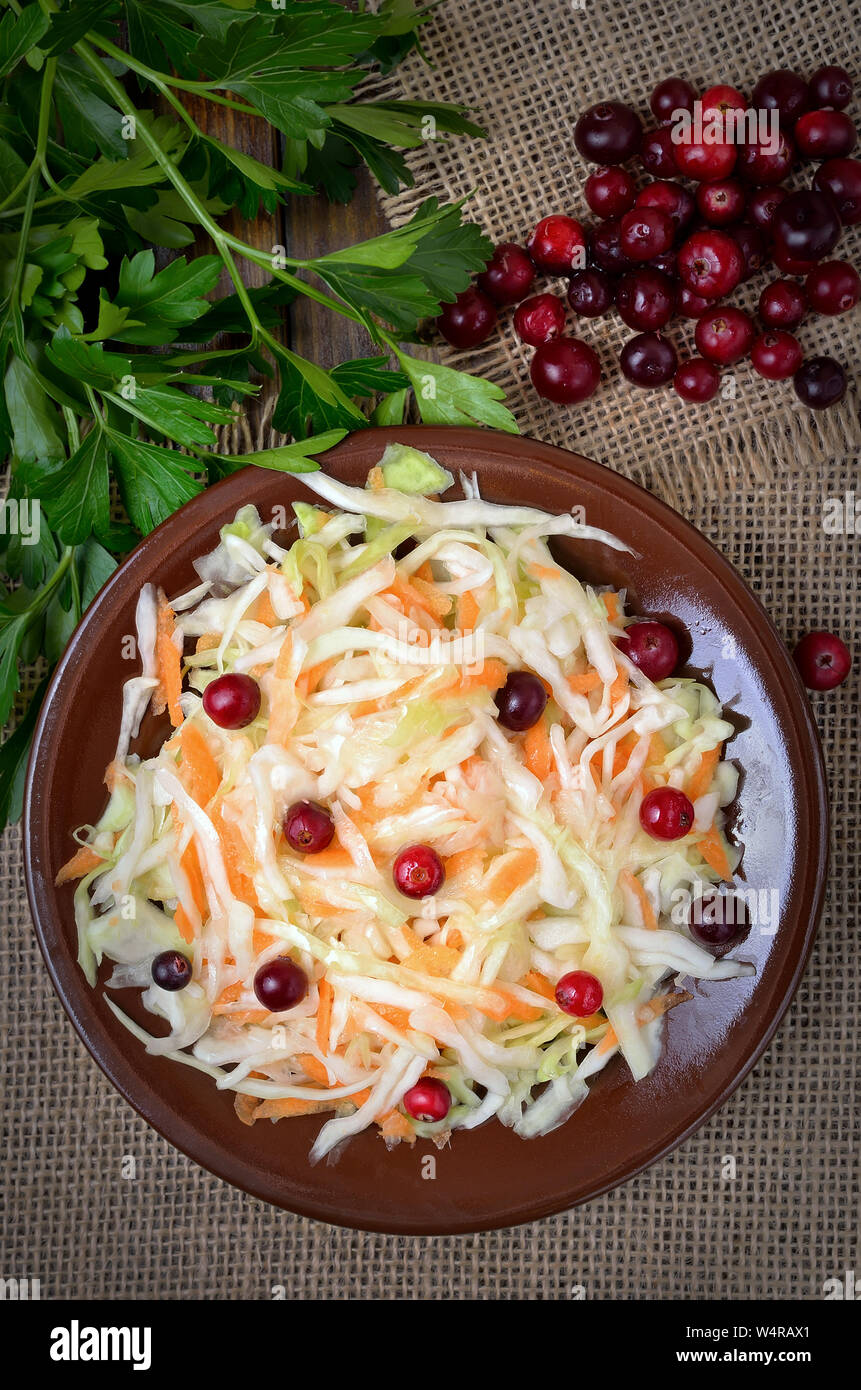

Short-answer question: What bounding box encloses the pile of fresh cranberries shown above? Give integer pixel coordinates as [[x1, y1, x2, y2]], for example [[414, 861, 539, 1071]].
[[437, 65, 858, 409]]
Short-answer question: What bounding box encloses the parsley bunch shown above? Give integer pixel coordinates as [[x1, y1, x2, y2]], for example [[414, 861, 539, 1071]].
[[0, 0, 516, 829]]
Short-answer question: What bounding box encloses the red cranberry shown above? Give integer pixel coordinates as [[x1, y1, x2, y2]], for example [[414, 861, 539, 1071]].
[[203, 672, 260, 729], [678, 229, 744, 298], [151, 950, 192, 991], [619, 207, 675, 261], [393, 844, 445, 898], [585, 166, 636, 219], [589, 218, 635, 274], [677, 285, 715, 318], [793, 355, 848, 408], [649, 249, 678, 277], [254, 957, 308, 1011], [650, 77, 697, 123], [438, 286, 497, 349], [808, 65, 853, 110], [726, 222, 766, 281], [555, 970, 604, 1017], [736, 130, 795, 184], [795, 109, 856, 160], [619, 332, 677, 387], [527, 215, 587, 275], [616, 620, 679, 679], [750, 330, 803, 380], [751, 69, 810, 127], [673, 137, 737, 181], [567, 268, 615, 317], [574, 100, 642, 164], [701, 84, 747, 120], [403, 1078, 450, 1122], [639, 786, 695, 840], [635, 179, 695, 233], [758, 278, 806, 329], [772, 243, 819, 275], [284, 800, 335, 854], [514, 293, 567, 345], [640, 126, 680, 177], [494, 670, 548, 730], [814, 157, 861, 225], [690, 890, 750, 949], [674, 357, 721, 402], [773, 190, 840, 263], [792, 630, 852, 689], [695, 306, 755, 365], [477, 243, 535, 305], [805, 259, 861, 315], [531, 337, 601, 403], [747, 185, 789, 233], [616, 268, 675, 331], [696, 178, 746, 226]]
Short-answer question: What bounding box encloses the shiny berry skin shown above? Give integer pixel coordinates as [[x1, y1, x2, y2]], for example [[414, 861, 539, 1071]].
[[689, 890, 750, 949], [813, 157, 861, 225], [477, 243, 535, 305], [750, 330, 803, 380], [677, 285, 715, 318], [494, 670, 548, 730], [696, 178, 746, 227], [403, 1078, 450, 1122], [589, 218, 634, 274], [393, 844, 445, 899], [619, 332, 677, 387], [695, 307, 755, 365], [438, 286, 496, 349], [747, 185, 789, 233], [640, 126, 680, 177], [808, 65, 853, 110], [616, 268, 675, 331], [650, 77, 696, 122], [758, 278, 806, 329], [736, 131, 795, 185], [804, 260, 861, 315], [254, 957, 308, 1011], [283, 800, 335, 854], [772, 243, 819, 276], [674, 357, 721, 402], [795, 109, 856, 160], [584, 166, 636, 219], [151, 949, 192, 991], [567, 268, 615, 317], [574, 100, 642, 164], [513, 293, 566, 345], [619, 207, 674, 261], [673, 137, 737, 182], [530, 337, 601, 403], [701, 84, 747, 120], [726, 222, 766, 281], [678, 229, 744, 298], [555, 970, 604, 1018], [639, 786, 695, 840], [203, 672, 261, 729], [773, 190, 840, 264], [616, 620, 679, 679], [636, 179, 695, 233], [527, 215, 587, 275], [751, 69, 810, 127], [793, 356, 848, 409], [792, 630, 852, 689]]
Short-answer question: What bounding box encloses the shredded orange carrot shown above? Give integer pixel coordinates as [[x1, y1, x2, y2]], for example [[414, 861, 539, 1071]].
[[267, 631, 299, 748], [523, 715, 553, 781], [444, 846, 486, 891], [485, 847, 538, 905], [414, 560, 434, 583], [688, 746, 721, 801], [251, 588, 279, 627], [214, 980, 244, 1008], [480, 988, 544, 1023], [530, 562, 560, 581], [174, 904, 195, 944], [384, 573, 445, 625], [349, 1088, 372, 1110], [297, 1053, 330, 1085], [295, 657, 335, 700], [377, 1109, 416, 1142], [602, 591, 622, 623], [153, 590, 183, 726], [569, 670, 602, 694], [55, 844, 105, 886], [445, 926, 465, 950], [403, 943, 462, 978], [316, 979, 333, 1054], [455, 658, 507, 695], [412, 575, 453, 619], [612, 731, 639, 777], [621, 868, 658, 930], [104, 759, 131, 793], [647, 731, 667, 766], [195, 632, 221, 653], [234, 1093, 260, 1126], [256, 1097, 336, 1120], [367, 465, 384, 491], [609, 667, 628, 703], [370, 1003, 413, 1032], [519, 970, 556, 1002], [297, 844, 352, 872], [698, 824, 732, 880], [209, 804, 262, 914], [457, 589, 480, 634], [212, 1008, 270, 1024], [177, 723, 220, 807]]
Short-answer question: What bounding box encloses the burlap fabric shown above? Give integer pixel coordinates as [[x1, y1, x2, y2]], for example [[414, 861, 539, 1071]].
[[3, 0, 859, 1299]]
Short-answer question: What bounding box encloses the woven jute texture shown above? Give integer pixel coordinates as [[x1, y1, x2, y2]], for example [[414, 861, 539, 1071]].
[[3, 0, 860, 1300]]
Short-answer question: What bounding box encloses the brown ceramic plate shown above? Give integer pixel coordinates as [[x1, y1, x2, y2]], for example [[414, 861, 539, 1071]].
[[24, 427, 828, 1234]]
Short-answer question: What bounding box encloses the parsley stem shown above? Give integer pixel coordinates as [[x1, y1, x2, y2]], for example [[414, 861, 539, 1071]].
[[86, 34, 262, 118]]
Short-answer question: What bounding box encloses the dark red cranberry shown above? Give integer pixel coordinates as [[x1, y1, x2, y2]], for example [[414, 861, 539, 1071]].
[[284, 800, 335, 854], [696, 178, 746, 227], [640, 126, 680, 177], [726, 222, 766, 281], [616, 268, 675, 331], [808, 65, 853, 110], [701, 84, 747, 120], [151, 950, 192, 991], [758, 278, 806, 329], [649, 249, 678, 277], [531, 337, 601, 403], [527, 215, 587, 275], [793, 355, 848, 408], [567, 268, 615, 317], [695, 306, 755, 365], [773, 190, 840, 263], [747, 185, 790, 233], [814, 157, 861, 225], [689, 890, 750, 949], [254, 957, 308, 1011], [677, 285, 715, 318], [678, 229, 744, 298], [650, 77, 697, 122], [619, 207, 675, 261], [772, 243, 819, 275], [403, 1078, 451, 1122], [736, 130, 795, 185], [751, 69, 810, 127], [574, 100, 642, 164], [393, 844, 445, 898], [795, 109, 856, 159], [639, 786, 695, 840], [477, 243, 535, 305], [438, 286, 497, 349], [494, 670, 548, 730], [514, 293, 567, 345], [616, 620, 679, 679], [674, 357, 721, 402], [673, 137, 737, 181], [750, 330, 803, 380], [584, 166, 636, 219], [555, 970, 604, 1017], [589, 218, 635, 274], [635, 179, 695, 233], [619, 332, 677, 387], [792, 630, 852, 689], [805, 259, 861, 315], [203, 672, 260, 729]]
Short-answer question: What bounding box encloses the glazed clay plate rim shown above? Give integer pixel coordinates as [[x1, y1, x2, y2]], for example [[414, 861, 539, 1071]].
[[23, 426, 829, 1234]]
